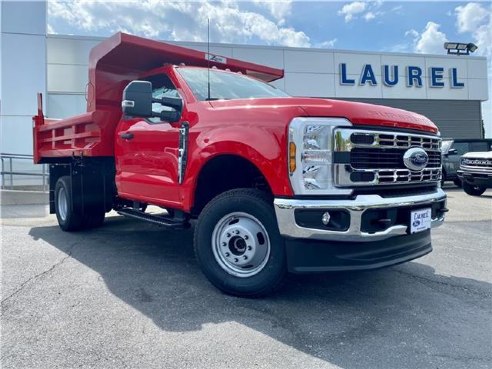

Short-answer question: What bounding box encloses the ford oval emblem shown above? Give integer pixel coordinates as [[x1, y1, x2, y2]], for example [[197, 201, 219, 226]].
[[403, 147, 429, 171]]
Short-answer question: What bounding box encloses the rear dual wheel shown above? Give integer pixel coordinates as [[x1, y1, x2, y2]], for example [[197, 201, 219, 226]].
[[194, 189, 286, 297], [54, 176, 105, 231]]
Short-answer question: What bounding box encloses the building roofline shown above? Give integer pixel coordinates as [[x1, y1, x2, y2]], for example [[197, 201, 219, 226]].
[[47, 33, 488, 61]]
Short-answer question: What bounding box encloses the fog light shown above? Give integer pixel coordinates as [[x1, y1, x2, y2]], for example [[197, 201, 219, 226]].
[[321, 212, 331, 225]]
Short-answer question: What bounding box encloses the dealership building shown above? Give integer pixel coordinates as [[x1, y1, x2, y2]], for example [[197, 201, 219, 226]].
[[0, 1, 489, 186]]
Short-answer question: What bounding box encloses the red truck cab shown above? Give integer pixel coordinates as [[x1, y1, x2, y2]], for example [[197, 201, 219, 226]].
[[33, 33, 447, 296]]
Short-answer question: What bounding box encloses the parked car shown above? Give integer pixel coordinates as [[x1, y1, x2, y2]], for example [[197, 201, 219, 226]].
[[441, 138, 492, 186], [458, 152, 492, 196]]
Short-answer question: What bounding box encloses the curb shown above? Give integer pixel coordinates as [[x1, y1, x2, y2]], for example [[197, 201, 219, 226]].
[[0, 190, 49, 206]]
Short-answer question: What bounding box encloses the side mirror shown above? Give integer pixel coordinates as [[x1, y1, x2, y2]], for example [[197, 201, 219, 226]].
[[160, 110, 181, 123], [122, 81, 153, 117], [448, 148, 458, 156]]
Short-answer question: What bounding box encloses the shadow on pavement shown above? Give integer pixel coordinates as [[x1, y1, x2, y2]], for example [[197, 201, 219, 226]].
[[444, 186, 492, 199], [29, 216, 492, 369]]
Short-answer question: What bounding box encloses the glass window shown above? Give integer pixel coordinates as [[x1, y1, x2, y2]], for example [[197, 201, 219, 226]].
[[144, 74, 180, 123], [469, 142, 488, 152], [452, 142, 469, 155], [176, 67, 289, 101], [441, 140, 453, 154]]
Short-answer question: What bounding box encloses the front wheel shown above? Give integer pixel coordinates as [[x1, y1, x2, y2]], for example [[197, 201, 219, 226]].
[[441, 171, 447, 186], [194, 189, 286, 297], [463, 182, 486, 196]]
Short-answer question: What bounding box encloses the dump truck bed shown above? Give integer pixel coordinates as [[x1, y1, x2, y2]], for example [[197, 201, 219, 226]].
[[33, 32, 284, 164]]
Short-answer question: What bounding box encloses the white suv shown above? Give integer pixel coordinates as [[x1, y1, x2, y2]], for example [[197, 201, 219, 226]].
[[458, 152, 492, 196]]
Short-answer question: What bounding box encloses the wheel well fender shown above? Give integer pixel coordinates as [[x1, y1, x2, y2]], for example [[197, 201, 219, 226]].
[[190, 154, 273, 217]]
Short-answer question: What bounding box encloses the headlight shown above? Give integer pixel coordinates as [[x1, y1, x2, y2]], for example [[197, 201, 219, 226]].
[[288, 117, 352, 195]]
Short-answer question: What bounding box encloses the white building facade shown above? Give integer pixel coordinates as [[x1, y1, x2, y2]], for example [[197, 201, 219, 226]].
[[1, 1, 489, 159]]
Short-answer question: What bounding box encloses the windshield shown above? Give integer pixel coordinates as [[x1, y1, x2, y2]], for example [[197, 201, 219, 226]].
[[176, 67, 289, 101], [441, 140, 453, 154]]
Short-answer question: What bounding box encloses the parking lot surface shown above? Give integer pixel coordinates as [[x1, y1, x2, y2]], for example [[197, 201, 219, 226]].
[[1, 187, 491, 369]]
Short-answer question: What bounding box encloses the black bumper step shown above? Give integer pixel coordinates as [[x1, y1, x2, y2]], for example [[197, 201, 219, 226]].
[[117, 208, 189, 229]]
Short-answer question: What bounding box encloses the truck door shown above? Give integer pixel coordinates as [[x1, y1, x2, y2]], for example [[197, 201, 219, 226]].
[[115, 74, 183, 208]]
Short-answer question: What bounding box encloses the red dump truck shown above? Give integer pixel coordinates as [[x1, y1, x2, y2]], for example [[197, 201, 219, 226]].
[[33, 33, 447, 296]]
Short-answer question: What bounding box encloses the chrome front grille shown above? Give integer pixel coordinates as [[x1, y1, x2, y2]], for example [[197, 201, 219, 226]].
[[374, 168, 441, 183], [460, 158, 492, 169], [459, 157, 492, 175], [349, 131, 441, 150], [334, 128, 442, 187], [350, 148, 441, 169]]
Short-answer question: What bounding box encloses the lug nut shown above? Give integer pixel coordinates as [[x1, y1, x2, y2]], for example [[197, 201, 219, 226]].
[[225, 252, 230, 257], [226, 233, 231, 238], [243, 255, 248, 260], [234, 258, 239, 262], [235, 230, 240, 235], [244, 235, 249, 240], [247, 246, 252, 251], [222, 242, 226, 246]]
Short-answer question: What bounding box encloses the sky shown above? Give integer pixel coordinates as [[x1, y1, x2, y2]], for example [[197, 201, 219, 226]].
[[46, 0, 492, 136]]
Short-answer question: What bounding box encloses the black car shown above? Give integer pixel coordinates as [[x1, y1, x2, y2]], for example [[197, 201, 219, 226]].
[[441, 138, 492, 186]]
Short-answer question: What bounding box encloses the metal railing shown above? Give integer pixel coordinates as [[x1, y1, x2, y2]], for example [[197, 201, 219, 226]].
[[1, 153, 48, 191]]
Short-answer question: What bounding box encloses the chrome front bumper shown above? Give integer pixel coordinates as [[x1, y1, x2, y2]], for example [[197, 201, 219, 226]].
[[458, 169, 492, 177], [274, 188, 446, 242]]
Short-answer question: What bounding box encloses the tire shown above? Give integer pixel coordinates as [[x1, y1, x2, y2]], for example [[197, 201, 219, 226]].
[[441, 171, 447, 186], [453, 178, 462, 188], [194, 189, 286, 297], [54, 176, 83, 232], [463, 182, 486, 196]]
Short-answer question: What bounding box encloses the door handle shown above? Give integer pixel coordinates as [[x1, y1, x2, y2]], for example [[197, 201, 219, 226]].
[[120, 132, 134, 140]]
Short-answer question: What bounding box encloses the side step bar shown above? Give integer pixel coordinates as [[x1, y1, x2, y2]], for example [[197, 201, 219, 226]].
[[117, 208, 190, 229]]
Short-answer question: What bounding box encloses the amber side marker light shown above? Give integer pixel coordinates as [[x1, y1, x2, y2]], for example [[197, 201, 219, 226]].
[[289, 142, 297, 173]]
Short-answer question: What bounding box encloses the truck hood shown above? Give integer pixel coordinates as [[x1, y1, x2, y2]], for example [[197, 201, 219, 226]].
[[462, 151, 492, 159], [210, 97, 438, 134]]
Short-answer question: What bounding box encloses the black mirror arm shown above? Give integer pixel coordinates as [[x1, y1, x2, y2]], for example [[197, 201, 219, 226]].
[[159, 109, 181, 123], [152, 97, 183, 111]]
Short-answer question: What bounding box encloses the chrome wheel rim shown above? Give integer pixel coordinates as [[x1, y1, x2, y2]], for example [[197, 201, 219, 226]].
[[57, 186, 68, 221], [211, 212, 271, 278]]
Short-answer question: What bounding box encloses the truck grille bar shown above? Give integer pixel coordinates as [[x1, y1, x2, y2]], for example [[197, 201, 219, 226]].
[[460, 158, 492, 170], [333, 128, 442, 187], [348, 131, 441, 150], [350, 148, 441, 169]]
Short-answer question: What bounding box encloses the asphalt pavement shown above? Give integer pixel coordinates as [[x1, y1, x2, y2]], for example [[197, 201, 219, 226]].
[[1, 186, 491, 369]]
